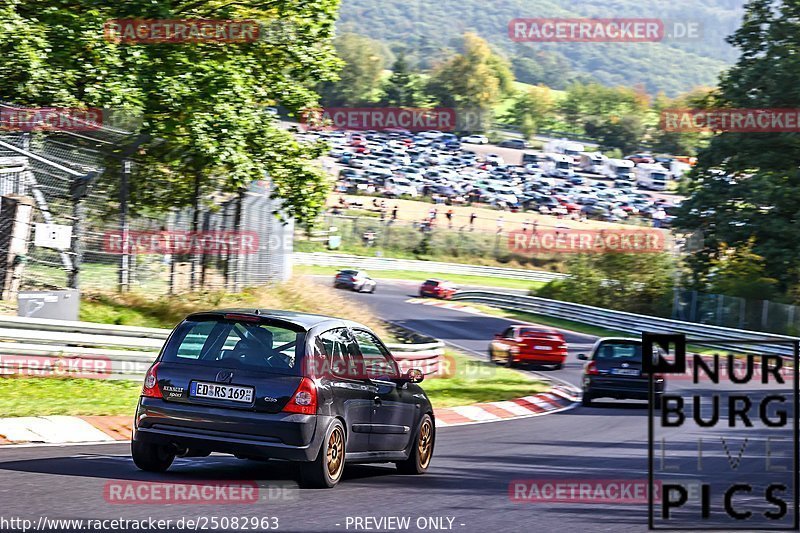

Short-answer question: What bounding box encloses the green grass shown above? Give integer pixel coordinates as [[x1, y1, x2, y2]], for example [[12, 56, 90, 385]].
[[80, 296, 170, 328], [470, 304, 628, 338], [424, 351, 548, 409], [295, 264, 544, 291], [0, 377, 141, 417], [0, 351, 547, 417]]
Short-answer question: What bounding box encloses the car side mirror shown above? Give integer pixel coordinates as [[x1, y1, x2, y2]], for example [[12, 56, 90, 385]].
[[406, 368, 424, 383], [577, 353, 588, 361]]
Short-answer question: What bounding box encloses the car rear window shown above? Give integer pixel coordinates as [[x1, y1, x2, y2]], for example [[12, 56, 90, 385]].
[[594, 342, 642, 362], [518, 328, 557, 337], [424, 280, 439, 286], [161, 318, 306, 375]]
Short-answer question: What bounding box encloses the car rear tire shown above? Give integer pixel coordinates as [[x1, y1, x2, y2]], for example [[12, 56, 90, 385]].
[[300, 420, 346, 489], [396, 414, 434, 475], [581, 393, 593, 407], [553, 363, 563, 370], [131, 439, 175, 472]]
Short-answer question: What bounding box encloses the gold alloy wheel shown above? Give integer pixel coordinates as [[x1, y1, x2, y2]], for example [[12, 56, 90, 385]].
[[418, 419, 433, 469], [326, 426, 345, 479]]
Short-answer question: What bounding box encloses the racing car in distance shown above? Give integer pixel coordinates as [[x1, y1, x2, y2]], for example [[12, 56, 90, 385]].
[[488, 325, 568, 369], [418, 279, 458, 299], [333, 269, 377, 293]]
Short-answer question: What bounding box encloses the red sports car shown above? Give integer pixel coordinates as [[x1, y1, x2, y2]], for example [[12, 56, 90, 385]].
[[488, 325, 568, 369], [419, 279, 458, 299]]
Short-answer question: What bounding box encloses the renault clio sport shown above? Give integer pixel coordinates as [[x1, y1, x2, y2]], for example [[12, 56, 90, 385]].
[[132, 310, 435, 488]]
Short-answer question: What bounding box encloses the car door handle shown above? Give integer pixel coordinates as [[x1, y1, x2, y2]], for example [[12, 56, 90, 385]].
[[373, 396, 382, 406]]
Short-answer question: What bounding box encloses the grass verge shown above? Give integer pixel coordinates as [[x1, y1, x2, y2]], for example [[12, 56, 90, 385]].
[[469, 303, 626, 338], [424, 350, 549, 409], [79, 278, 389, 336], [295, 265, 543, 291], [0, 377, 141, 417], [0, 351, 548, 417]]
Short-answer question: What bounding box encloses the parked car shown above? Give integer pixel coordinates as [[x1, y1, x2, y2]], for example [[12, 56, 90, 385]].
[[418, 279, 458, 299], [499, 139, 530, 150], [488, 326, 568, 369], [578, 338, 665, 407], [461, 134, 488, 144], [333, 270, 377, 293], [625, 153, 655, 164], [131, 310, 434, 488]]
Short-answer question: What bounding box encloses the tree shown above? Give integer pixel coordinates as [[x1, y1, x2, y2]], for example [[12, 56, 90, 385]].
[[708, 240, 779, 301], [318, 33, 388, 106], [585, 114, 645, 154], [674, 0, 800, 297], [381, 53, 423, 107], [0, 0, 341, 227], [559, 82, 649, 137], [503, 85, 556, 137], [426, 33, 513, 131], [536, 253, 676, 316]]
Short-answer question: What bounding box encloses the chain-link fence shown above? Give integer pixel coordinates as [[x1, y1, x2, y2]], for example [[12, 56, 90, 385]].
[[672, 289, 800, 336], [0, 104, 292, 299]]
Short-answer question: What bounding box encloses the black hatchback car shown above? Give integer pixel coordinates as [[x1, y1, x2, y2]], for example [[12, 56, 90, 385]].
[[132, 310, 434, 488], [578, 338, 665, 408]]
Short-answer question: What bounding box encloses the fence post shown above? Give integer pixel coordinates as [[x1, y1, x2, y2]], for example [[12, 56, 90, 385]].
[[68, 197, 86, 289], [0, 195, 34, 300], [739, 297, 745, 329], [762, 300, 770, 331], [118, 159, 131, 292]]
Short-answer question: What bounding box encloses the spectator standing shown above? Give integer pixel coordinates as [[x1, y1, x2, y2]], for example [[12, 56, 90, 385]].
[[446, 209, 454, 228], [469, 212, 477, 230]]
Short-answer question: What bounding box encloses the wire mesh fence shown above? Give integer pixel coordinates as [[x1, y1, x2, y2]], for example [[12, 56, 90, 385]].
[[672, 289, 800, 336], [0, 104, 292, 299]]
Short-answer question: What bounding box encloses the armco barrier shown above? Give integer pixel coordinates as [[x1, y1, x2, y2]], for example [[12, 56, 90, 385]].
[[451, 290, 799, 357], [293, 252, 565, 282], [0, 317, 445, 379]]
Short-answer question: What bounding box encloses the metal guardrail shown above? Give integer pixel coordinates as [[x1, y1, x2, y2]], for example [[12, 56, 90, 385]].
[[293, 252, 565, 283], [451, 290, 800, 356], [0, 318, 446, 379]]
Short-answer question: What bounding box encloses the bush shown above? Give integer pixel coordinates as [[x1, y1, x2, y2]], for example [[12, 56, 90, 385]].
[[533, 253, 675, 316]]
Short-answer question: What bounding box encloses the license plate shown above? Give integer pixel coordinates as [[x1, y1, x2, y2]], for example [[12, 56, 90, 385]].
[[534, 345, 551, 350], [611, 368, 640, 376], [190, 381, 254, 403]]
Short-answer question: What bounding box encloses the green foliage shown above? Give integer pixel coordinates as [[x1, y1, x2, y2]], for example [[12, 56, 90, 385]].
[[319, 32, 388, 106], [708, 240, 779, 301], [535, 253, 676, 316], [0, 0, 341, 227], [503, 85, 557, 137], [426, 33, 510, 130], [381, 53, 425, 106], [675, 0, 800, 299], [585, 114, 646, 154]]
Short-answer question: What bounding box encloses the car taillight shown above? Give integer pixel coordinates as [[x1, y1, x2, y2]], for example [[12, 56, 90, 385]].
[[142, 363, 162, 398], [283, 377, 318, 415], [585, 361, 599, 375]]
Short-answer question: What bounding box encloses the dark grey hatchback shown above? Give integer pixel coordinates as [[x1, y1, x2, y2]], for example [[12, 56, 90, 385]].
[[578, 337, 665, 408], [132, 310, 434, 488]]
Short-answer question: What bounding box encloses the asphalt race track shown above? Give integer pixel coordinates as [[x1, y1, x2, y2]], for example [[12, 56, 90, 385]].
[[0, 280, 794, 532]]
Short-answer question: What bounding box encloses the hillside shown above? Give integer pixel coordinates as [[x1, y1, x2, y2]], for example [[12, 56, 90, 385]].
[[337, 0, 746, 95]]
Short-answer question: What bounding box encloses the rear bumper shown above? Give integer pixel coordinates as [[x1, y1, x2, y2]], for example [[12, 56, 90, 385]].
[[584, 377, 665, 400], [514, 351, 567, 364], [133, 398, 330, 462]]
